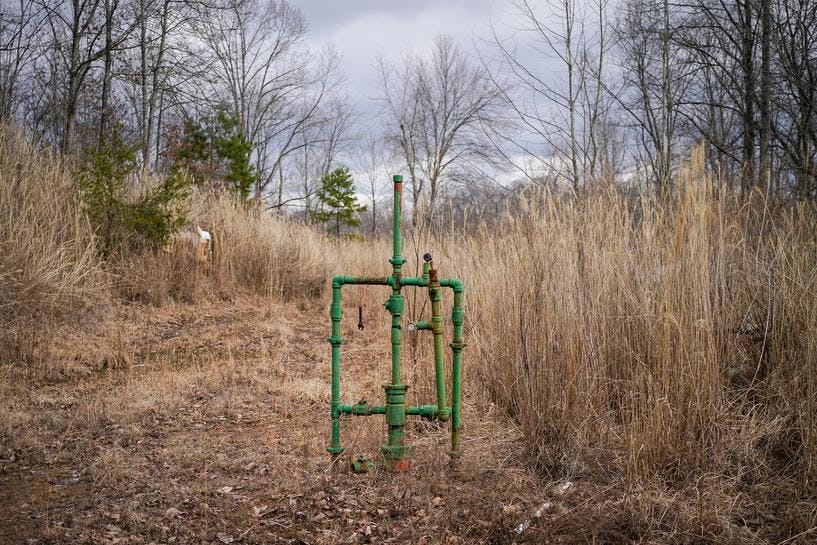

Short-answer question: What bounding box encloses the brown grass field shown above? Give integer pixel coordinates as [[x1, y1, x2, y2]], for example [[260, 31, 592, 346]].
[[1, 129, 816, 544]]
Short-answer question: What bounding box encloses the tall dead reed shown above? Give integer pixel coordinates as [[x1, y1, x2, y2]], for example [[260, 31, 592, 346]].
[[115, 193, 329, 304], [462, 150, 817, 493], [0, 127, 106, 362]]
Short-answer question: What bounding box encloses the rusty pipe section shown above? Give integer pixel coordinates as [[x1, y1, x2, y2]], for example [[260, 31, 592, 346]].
[[424, 253, 450, 421]]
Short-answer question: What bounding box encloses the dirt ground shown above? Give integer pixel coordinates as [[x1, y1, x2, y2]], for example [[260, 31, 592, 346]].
[[0, 298, 584, 545]]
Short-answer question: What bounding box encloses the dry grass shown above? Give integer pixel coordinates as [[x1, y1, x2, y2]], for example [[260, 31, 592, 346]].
[[458, 149, 817, 541], [2, 126, 816, 542], [0, 126, 107, 363], [114, 195, 328, 305]]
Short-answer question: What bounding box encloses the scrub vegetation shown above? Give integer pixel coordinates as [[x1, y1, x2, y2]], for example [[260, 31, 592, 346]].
[[1, 127, 816, 544]]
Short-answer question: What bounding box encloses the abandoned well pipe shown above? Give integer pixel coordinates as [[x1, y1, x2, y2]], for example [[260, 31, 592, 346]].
[[381, 174, 411, 470], [325, 173, 464, 471]]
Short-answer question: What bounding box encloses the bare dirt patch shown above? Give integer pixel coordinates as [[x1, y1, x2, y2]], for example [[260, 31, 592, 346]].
[[0, 299, 563, 544]]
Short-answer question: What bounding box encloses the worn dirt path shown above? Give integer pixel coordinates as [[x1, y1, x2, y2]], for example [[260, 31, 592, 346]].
[[0, 299, 572, 544]]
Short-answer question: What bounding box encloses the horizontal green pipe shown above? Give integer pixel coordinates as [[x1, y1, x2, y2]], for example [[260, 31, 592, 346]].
[[440, 278, 464, 292], [332, 275, 463, 291], [400, 276, 427, 287], [414, 320, 431, 330], [332, 275, 462, 291], [332, 275, 393, 288], [339, 403, 449, 420], [403, 276, 464, 291]]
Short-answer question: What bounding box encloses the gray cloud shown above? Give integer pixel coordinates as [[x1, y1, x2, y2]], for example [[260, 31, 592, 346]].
[[297, 1, 508, 120]]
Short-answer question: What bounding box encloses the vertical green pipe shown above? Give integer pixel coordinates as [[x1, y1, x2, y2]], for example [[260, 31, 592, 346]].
[[450, 284, 464, 458], [383, 175, 410, 468], [327, 279, 344, 455], [389, 174, 405, 387], [426, 258, 449, 421], [392, 175, 403, 273]]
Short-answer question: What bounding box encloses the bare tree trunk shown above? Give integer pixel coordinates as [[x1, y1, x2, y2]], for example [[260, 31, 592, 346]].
[[98, 0, 114, 147], [758, 0, 771, 191], [565, 0, 580, 192], [659, 0, 671, 195], [277, 166, 284, 211], [370, 188, 377, 234], [588, 0, 607, 179], [61, 0, 86, 155], [154, 87, 165, 170], [740, 0, 756, 195]]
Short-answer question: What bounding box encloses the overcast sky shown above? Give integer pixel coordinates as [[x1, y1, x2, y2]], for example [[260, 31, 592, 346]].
[[296, 0, 521, 125]]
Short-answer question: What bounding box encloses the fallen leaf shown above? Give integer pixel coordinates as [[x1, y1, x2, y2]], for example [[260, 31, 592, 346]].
[[217, 486, 233, 494], [216, 533, 234, 544], [165, 507, 183, 518]]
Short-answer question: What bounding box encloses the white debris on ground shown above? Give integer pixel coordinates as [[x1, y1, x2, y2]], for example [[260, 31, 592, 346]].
[[514, 481, 574, 534], [514, 501, 552, 534]]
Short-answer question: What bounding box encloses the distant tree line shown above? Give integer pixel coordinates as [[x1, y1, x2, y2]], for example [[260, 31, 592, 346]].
[[3, 0, 815, 236], [0, 0, 349, 211], [372, 0, 817, 229]]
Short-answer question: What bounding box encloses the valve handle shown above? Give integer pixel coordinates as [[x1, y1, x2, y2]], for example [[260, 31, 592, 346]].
[[423, 252, 433, 263]]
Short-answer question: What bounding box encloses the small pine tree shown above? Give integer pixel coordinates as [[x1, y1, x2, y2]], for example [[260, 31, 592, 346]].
[[78, 132, 190, 255], [212, 110, 257, 200], [311, 167, 366, 237], [172, 109, 258, 201], [175, 119, 210, 181]]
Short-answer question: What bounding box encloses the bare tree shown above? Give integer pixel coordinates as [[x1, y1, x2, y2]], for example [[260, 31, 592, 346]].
[[612, 0, 696, 193], [192, 0, 346, 203], [773, 0, 817, 198], [288, 95, 351, 215], [0, 1, 45, 121], [121, 0, 192, 170], [36, 0, 134, 153], [485, 0, 617, 191], [379, 35, 500, 227], [356, 132, 393, 234]]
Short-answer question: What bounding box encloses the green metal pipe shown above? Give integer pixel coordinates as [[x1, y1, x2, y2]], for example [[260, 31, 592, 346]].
[[340, 404, 445, 420], [450, 284, 465, 459], [400, 276, 428, 287], [327, 283, 344, 456], [326, 173, 465, 470], [405, 277, 463, 289], [407, 404, 440, 418], [388, 175, 405, 387], [333, 275, 393, 287], [427, 258, 449, 421], [440, 278, 464, 291], [391, 175, 403, 271], [344, 403, 385, 415], [382, 175, 410, 469]]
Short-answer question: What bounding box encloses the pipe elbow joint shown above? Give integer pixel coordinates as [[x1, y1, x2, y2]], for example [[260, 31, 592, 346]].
[[442, 278, 464, 293]]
